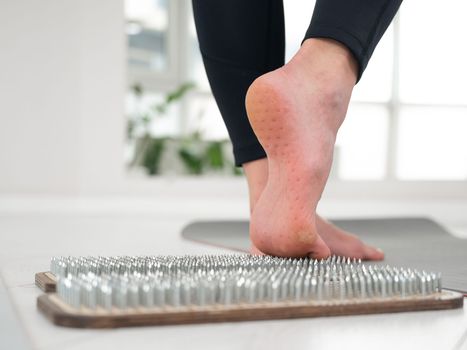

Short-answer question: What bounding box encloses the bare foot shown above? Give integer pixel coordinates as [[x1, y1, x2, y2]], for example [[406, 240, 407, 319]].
[[316, 218, 384, 260], [245, 38, 358, 259], [244, 158, 384, 260]]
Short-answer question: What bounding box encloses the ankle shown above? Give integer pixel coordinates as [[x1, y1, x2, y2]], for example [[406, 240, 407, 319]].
[[293, 38, 358, 85]]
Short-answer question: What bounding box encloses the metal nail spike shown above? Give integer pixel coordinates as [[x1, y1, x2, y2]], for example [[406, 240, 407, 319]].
[[50, 255, 443, 310]]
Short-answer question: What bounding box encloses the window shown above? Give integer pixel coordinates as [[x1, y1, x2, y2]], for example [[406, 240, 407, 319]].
[[126, 0, 169, 73], [126, 0, 180, 90], [125, 0, 467, 182]]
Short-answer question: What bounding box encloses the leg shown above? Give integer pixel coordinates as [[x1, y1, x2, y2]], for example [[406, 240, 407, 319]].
[[192, 0, 285, 166], [305, 0, 403, 82], [247, 0, 401, 258]]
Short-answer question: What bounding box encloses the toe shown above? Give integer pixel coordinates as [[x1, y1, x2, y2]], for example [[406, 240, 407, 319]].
[[362, 245, 385, 261]]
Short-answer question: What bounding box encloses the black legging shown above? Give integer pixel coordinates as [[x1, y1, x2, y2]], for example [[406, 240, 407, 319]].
[[192, 0, 402, 166]]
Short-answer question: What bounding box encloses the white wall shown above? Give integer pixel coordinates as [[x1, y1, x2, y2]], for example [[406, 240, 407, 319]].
[[0, 0, 125, 194]]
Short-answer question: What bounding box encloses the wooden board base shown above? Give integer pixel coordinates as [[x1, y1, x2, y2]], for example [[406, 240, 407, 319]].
[[37, 290, 463, 328], [35, 272, 56, 293]]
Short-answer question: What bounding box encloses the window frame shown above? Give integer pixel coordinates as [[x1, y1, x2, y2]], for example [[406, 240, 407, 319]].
[[124, 3, 467, 194], [126, 0, 182, 91]]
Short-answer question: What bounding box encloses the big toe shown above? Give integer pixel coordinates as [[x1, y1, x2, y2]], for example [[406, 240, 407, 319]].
[[362, 245, 385, 261], [308, 234, 331, 259]]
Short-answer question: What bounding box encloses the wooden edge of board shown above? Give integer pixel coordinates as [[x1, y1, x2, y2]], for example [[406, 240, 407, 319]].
[[37, 290, 464, 329], [35, 272, 56, 293]]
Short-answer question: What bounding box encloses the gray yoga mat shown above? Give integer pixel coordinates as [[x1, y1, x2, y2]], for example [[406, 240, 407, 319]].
[[181, 217, 467, 294]]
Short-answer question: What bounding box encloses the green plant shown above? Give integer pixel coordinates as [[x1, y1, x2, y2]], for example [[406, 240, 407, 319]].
[[153, 83, 196, 115], [128, 81, 195, 139], [142, 137, 166, 175], [178, 139, 232, 175], [128, 82, 195, 173], [127, 81, 243, 176], [178, 147, 204, 175], [205, 141, 225, 170]]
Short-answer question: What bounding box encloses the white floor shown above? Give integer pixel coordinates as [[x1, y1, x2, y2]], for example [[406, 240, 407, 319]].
[[1, 193, 467, 350]]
